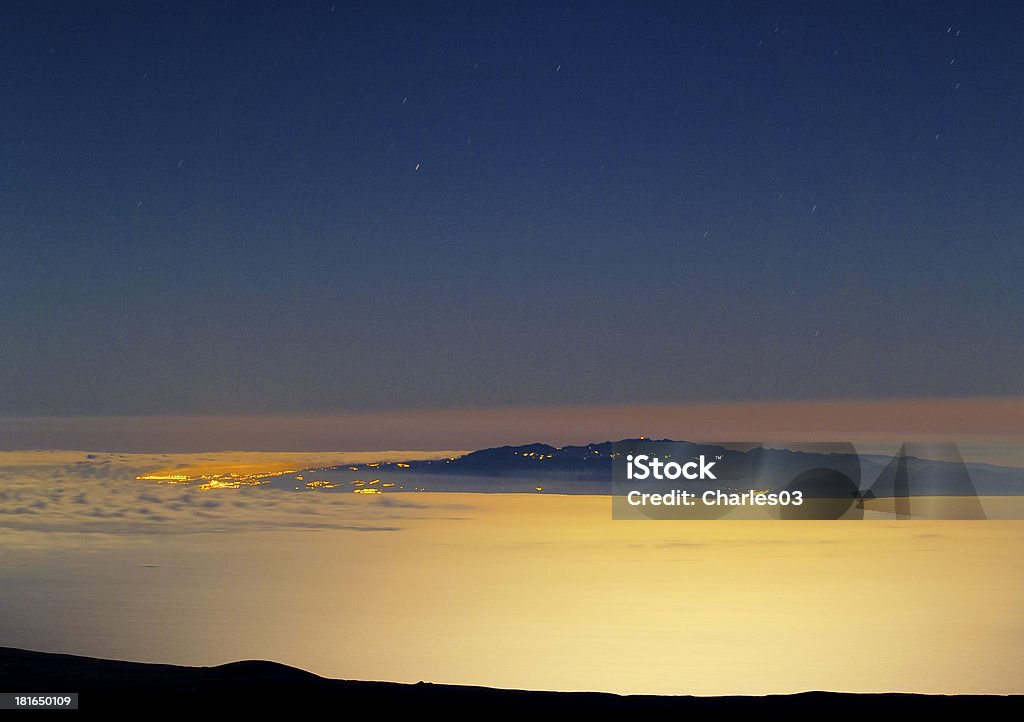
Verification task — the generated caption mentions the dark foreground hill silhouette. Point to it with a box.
[1,647,1021,712]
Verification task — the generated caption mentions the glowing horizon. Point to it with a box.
[3,396,1022,460]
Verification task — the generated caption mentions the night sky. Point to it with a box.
[2,1,1022,417]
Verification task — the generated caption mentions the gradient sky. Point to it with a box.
[2,1,1022,416]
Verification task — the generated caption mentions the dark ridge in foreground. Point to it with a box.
[1,648,1021,712]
